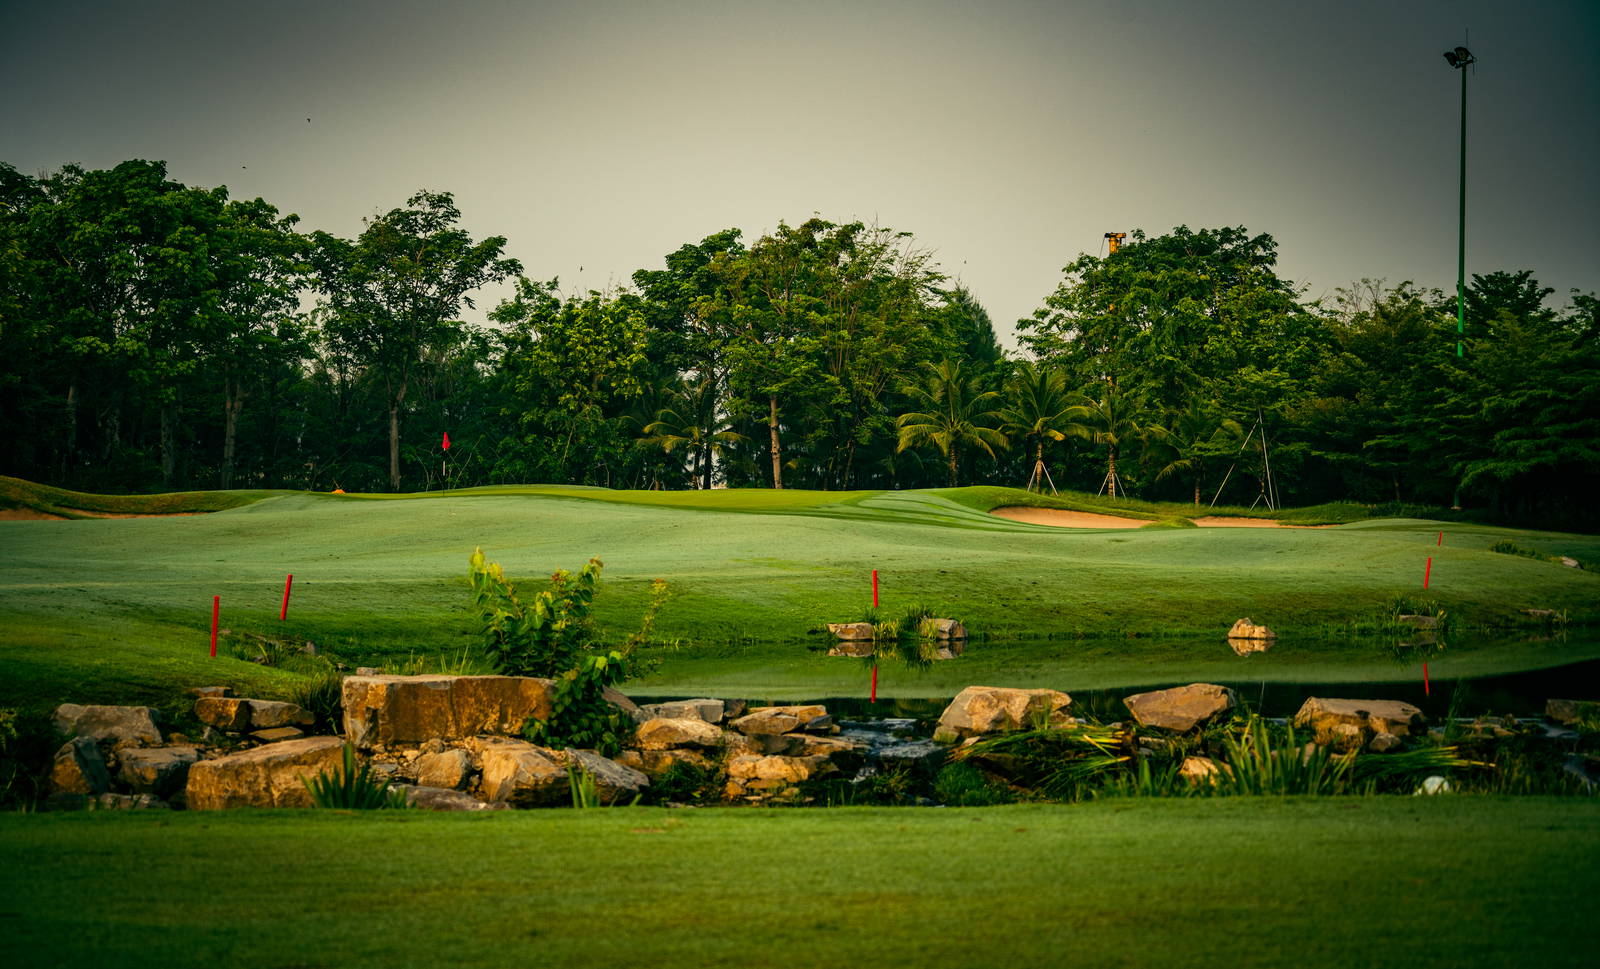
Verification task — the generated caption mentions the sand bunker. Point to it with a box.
[990,506,1149,529]
[1191,516,1283,527]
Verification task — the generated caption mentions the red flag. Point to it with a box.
[441,431,451,452]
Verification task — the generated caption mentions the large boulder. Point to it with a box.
[826,622,875,642]
[615,747,719,778]
[729,709,804,736]
[1227,618,1276,640]
[342,675,554,748]
[933,686,1073,743]
[52,704,162,748]
[185,736,347,810]
[50,737,111,795]
[1293,697,1425,747]
[726,754,834,785]
[635,717,724,750]
[1123,684,1236,733]
[477,741,568,806]
[567,749,650,803]
[119,746,200,797]
[918,618,967,641]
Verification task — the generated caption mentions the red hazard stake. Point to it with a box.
[1437,531,1443,547]
[1423,661,1431,696]
[1423,557,1433,590]
[209,596,220,657]
[872,569,879,609]
[280,573,294,621]
[870,664,878,704]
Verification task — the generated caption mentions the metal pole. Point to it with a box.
[1455,59,1468,358]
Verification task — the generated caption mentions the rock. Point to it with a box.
[876,740,947,775]
[52,704,162,748]
[1415,776,1452,795]
[826,622,875,641]
[795,734,866,769]
[1546,699,1596,725]
[406,786,505,811]
[477,741,568,807]
[119,746,200,797]
[635,717,725,750]
[91,793,169,811]
[918,618,967,641]
[639,699,725,723]
[1369,732,1403,753]
[415,749,473,789]
[50,737,111,795]
[1396,615,1439,629]
[602,686,648,724]
[1179,756,1229,785]
[194,697,253,731]
[567,749,651,802]
[726,754,833,783]
[1468,715,1523,739]
[246,700,315,729]
[1327,722,1366,752]
[355,667,383,676]
[729,709,803,736]
[1227,618,1276,640]
[751,704,828,721]
[1560,557,1580,568]
[933,686,1073,743]
[185,736,347,810]
[615,747,718,778]
[749,733,806,756]
[802,715,835,734]
[189,686,233,698]
[1293,697,1426,747]
[342,675,554,748]
[250,726,306,743]
[1122,684,1236,733]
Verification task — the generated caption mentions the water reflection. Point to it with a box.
[1227,636,1272,656]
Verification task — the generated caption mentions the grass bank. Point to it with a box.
[2,481,1597,707]
[2,798,1595,969]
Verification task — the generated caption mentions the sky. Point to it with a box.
[3,0,1596,347]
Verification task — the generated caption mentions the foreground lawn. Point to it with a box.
[2,798,1596,969]
[2,483,1597,707]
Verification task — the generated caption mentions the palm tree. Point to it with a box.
[1152,402,1245,506]
[639,379,745,489]
[1076,383,1157,499]
[999,361,1090,493]
[895,359,1009,487]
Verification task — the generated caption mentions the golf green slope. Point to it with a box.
[1,481,1597,708]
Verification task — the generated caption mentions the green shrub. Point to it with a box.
[1213,717,1353,796]
[290,672,346,734]
[648,760,720,805]
[0,708,55,809]
[933,762,1012,806]
[303,742,408,809]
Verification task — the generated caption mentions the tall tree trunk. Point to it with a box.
[388,379,408,492]
[61,380,78,480]
[768,395,783,489]
[159,399,178,489]
[947,448,958,488]
[1032,441,1044,491]
[1194,480,1201,507]
[1107,447,1118,498]
[221,376,244,490]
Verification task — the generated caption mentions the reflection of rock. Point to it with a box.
[1227,636,1271,656]
[1396,615,1438,629]
[827,641,875,657]
[1227,618,1276,640]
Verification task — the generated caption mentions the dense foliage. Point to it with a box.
[3,160,1595,525]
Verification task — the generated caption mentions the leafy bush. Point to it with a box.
[290,671,346,734]
[0,708,55,809]
[303,742,408,809]
[1212,717,1353,796]
[647,759,721,804]
[1489,540,1541,559]
[469,549,669,755]
[957,725,1131,802]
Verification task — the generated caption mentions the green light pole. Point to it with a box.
[1444,45,1475,357]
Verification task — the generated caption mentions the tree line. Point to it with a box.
[2,160,1595,526]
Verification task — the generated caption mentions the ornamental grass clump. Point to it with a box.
[304,742,408,810]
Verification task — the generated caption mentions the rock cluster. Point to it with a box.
[47,703,204,810]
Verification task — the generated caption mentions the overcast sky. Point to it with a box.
[3,0,1596,346]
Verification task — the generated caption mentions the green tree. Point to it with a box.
[1074,383,1157,498]
[1151,400,1245,506]
[895,358,1008,487]
[310,191,519,491]
[999,361,1088,492]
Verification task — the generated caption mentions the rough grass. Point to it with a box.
[1,798,1595,969]
[2,480,1598,707]
[0,475,271,518]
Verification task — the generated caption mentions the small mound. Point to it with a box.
[1192,516,1336,529]
[989,506,1149,529]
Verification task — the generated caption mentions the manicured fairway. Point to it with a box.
[2,798,1596,969]
[2,486,1598,706]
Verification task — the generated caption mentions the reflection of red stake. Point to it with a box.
[1437,531,1443,547]
[280,573,294,621]
[1423,662,1431,696]
[872,569,879,609]
[210,596,220,658]
[870,664,878,704]
[1423,557,1433,590]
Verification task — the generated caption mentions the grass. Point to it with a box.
[1,798,1596,968]
[1,478,1598,707]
